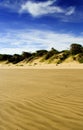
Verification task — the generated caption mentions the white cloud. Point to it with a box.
[0,0,75,18]
[0,0,22,12]
[0,48,25,55]
[65,7,75,15]
[0,29,83,54]
[20,0,64,17]
[20,0,75,17]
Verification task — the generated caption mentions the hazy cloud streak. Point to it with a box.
[0,29,83,54]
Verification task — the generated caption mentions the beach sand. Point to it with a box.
[0,68,83,130]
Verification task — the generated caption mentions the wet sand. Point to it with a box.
[0,69,83,130]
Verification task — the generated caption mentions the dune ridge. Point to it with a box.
[0,69,83,130]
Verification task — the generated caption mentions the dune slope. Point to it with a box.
[0,69,83,130]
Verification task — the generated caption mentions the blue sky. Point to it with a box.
[0,0,83,54]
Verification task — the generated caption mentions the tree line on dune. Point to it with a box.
[0,43,83,64]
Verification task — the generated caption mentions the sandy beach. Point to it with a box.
[0,68,83,130]
[0,62,83,69]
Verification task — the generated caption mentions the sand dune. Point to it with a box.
[0,69,83,130]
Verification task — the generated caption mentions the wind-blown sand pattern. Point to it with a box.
[0,69,83,130]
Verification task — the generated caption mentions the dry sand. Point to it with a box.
[0,62,83,69]
[0,68,83,130]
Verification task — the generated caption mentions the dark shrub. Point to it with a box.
[22,52,32,59]
[35,50,48,57]
[8,54,23,64]
[70,43,82,55]
[0,54,12,61]
[44,48,59,60]
[77,53,83,63]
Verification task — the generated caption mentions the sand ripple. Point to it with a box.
[0,69,83,130]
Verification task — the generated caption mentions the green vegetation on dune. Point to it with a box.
[0,43,83,64]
